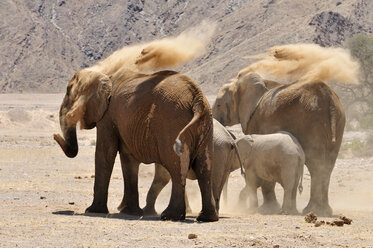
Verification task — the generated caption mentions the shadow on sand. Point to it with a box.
[52,210,230,223]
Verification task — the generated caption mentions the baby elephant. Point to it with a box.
[236,131,305,214]
[134,119,243,216]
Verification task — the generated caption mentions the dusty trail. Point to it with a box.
[0,94,373,247]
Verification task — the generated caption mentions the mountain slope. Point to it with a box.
[1,0,372,94]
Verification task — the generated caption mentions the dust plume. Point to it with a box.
[89,20,216,75]
[241,44,360,84]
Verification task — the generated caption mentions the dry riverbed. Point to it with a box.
[0,94,372,247]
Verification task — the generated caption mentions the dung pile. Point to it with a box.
[305,212,353,227]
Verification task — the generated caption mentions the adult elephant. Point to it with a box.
[212,72,345,216]
[54,68,218,222]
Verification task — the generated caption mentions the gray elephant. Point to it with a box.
[235,132,305,214]
[213,72,345,216]
[132,119,243,216]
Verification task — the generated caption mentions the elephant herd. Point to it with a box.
[54,46,345,223]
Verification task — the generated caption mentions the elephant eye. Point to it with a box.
[66,84,73,95]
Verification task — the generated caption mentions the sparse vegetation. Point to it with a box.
[338,33,373,129]
[360,114,373,130]
[340,133,373,158]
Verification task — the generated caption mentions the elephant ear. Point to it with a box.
[235,72,266,94]
[233,72,268,133]
[83,72,112,129]
[65,70,112,129]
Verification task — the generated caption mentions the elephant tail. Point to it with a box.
[298,160,304,195]
[232,142,245,177]
[173,103,205,156]
[329,99,338,143]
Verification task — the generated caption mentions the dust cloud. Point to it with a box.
[241,43,360,85]
[89,20,216,75]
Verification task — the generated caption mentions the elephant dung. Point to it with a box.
[332,219,344,227]
[188,233,198,239]
[305,212,317,223]
[339,215,352,225]
[314,220,325,227]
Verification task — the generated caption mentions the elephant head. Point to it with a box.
[212,72,268,133]
[54,69,112,158]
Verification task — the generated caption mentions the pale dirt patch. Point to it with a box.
[0,94,373,247]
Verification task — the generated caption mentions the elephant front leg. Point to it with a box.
[86,127,118,214]
[118,151,143,216]
[142,163,171,216]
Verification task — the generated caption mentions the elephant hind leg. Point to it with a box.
[280,167,299,215]
[142,163,171,216]
[303,158,334,216]
[258,181,281,215]
[193,146,218,222]
[281,183,299,215]
[160,146,189,221]
[160,172,186,221]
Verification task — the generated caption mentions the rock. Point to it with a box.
[74,176,82,179]
[40,196,46,200]
[305,212,317,223]
[273,245,280,248]
[68,202,75,205]
[188,233,197,239]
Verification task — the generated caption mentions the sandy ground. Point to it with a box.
[1,94,373,248]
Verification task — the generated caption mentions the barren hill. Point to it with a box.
[1,0,372,94]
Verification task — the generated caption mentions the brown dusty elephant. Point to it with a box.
[212,72,345,216]
[131,119,243,216]
[54,68,218,222]
[234,132,305,215]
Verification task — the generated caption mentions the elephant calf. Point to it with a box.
[135,119,243,216]
[236,131,305,214]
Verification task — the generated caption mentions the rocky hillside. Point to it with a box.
[1,0,372,94]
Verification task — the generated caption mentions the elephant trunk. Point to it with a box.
[54,127,78,158]
[54,106,78,158]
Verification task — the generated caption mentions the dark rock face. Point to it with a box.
[309,11,365,47]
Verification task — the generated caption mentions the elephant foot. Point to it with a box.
[247,207,258,214]
[160,206,186,221]
[281,207,299,215]
[302,202,332,217]
[85,203,109,214]
[142,205,158,217]
[120,206,143,216]
[196,210,219,222]
[258,201,281,215]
